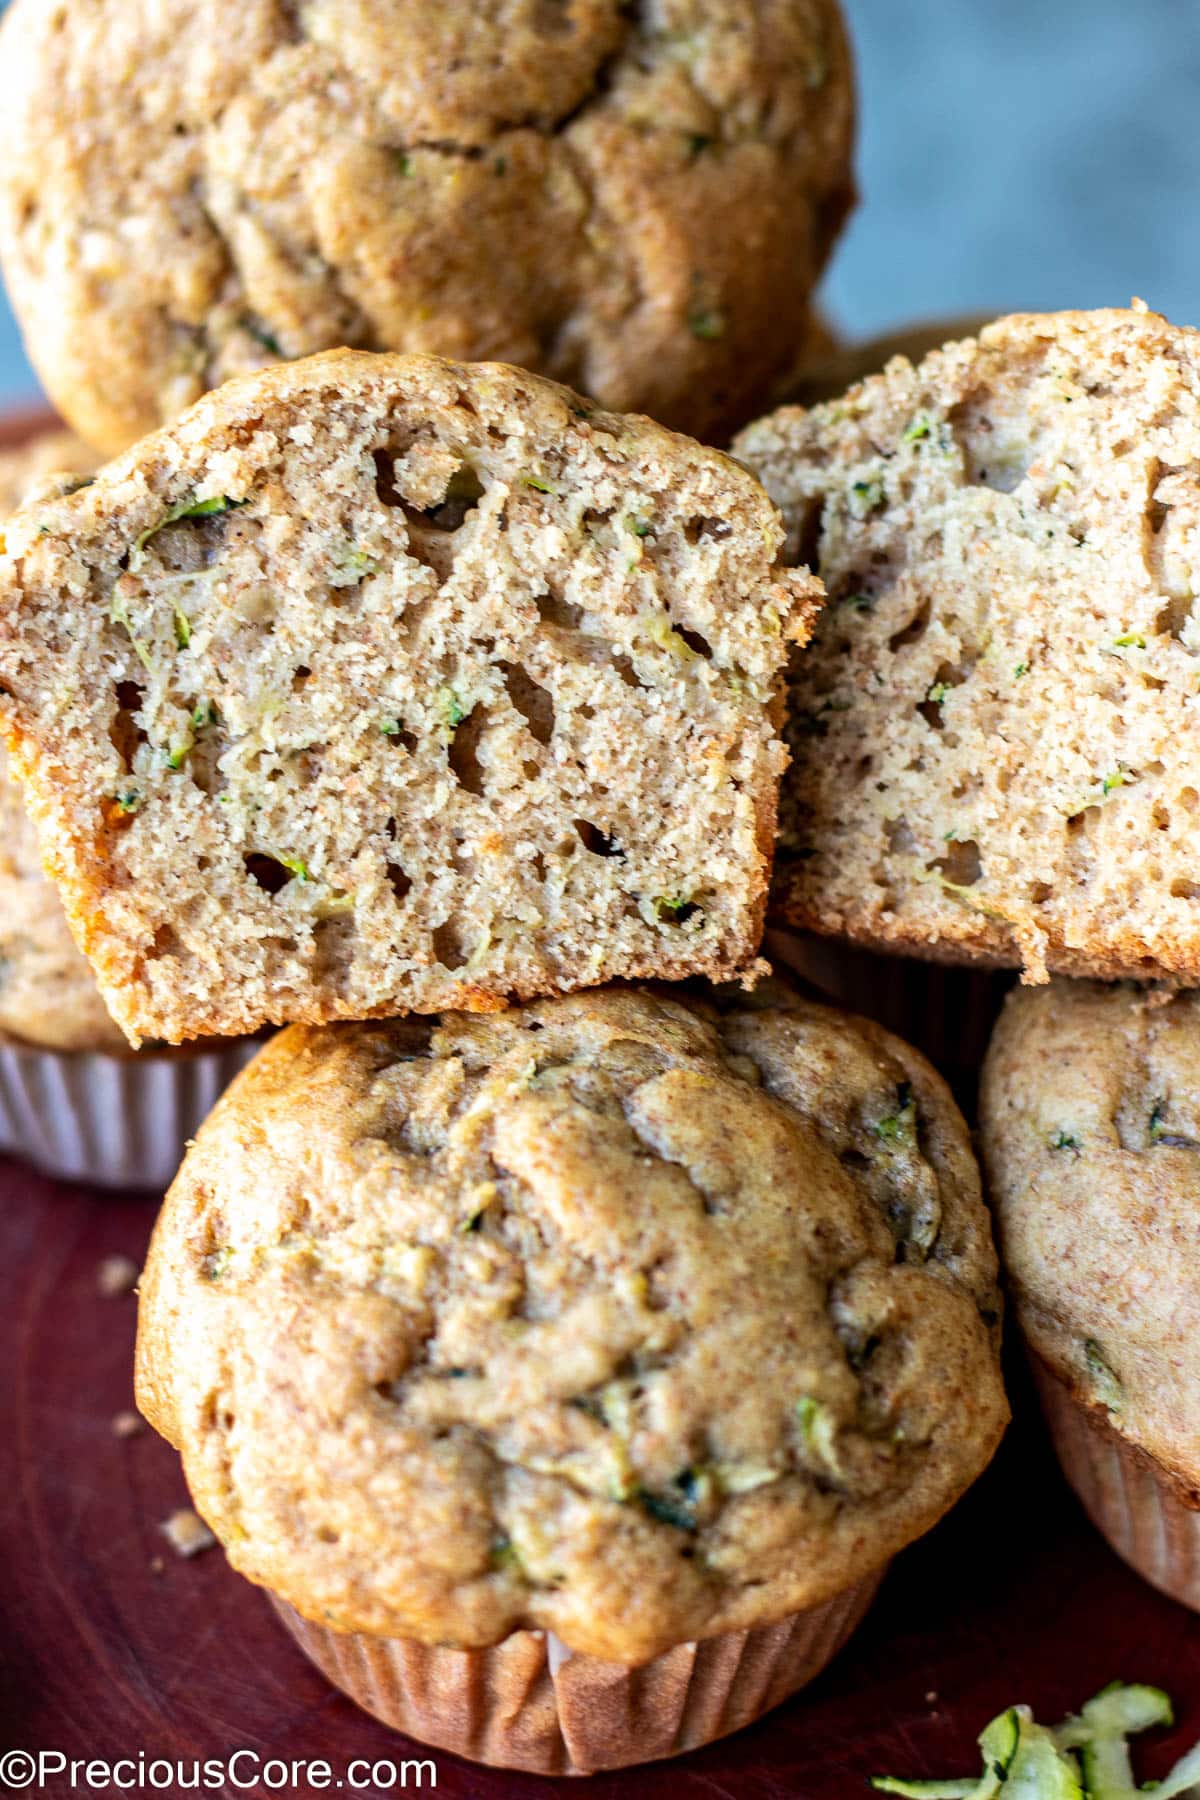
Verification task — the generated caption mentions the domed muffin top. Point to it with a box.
[982,978,1200,1496]
[0,0,854,453]
[138,982,1006,1660]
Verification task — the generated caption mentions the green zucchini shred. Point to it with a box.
[243,317,282,356]
[870,1782,978,1798]
[434,685,467,733]
[873,1680,1190,1798]
[874,1081,917,1146]
[488,1537,521,1573]
[109,593,155,673]
[849,476,885,518]
[637,1469,706,1532]
[687,305,726,341]
[1083,1339,1123,1414]
[131,493,245,564]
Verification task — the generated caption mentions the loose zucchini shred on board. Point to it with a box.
[871,1680,1197,1798]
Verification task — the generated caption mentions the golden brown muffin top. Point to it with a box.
[981,979,1200,1496]
[137,983,1006,1660]
[0,0,854,455]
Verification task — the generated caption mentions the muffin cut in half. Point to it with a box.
[981,979,1200,1607]
[0,352,819,1045]
[136,983,1006,1768]
[737,304,1200,984]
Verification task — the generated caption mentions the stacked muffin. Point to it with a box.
[0,0,1019,1775]
[736,301,1200,1616]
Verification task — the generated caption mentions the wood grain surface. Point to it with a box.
[1,406,1199,1798]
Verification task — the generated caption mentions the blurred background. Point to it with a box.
[1,0,1197,410]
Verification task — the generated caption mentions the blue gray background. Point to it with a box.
[1,0,1197,410]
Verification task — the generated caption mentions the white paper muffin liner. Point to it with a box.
[0,1033,259,1191]
[271,1567,885,1776]
[1034,1359,1200,1612]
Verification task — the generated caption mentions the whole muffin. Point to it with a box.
[0,0,855,457]
[981,980,1200,1608]
[137,983,1007,1772]
[736,304,1200,986]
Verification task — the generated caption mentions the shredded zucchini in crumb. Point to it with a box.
[794,1396,841,1472]
[873,1680,1190,1798]
[109,593,154,673]
[874,1081,917,1147]
[849,476,885,518]
[131,494,245,567]
[642,612,701,661]
[433,685,467,734]
[1083,1339,1123,1414]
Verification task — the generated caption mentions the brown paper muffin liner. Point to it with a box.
[0,1033,259,1191]
[1033,1359,1200,1611]
[766,927,1011,1098]
[271,1567,886,1776]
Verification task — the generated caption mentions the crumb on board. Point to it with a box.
[111,1411,143,1439]
[150,1557,165,1576]
[161,1509,216,1559]
[97,1254,139,1297]
[925,1690,940,1706]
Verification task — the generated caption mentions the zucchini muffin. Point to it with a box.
[0,430,111,1049]
[0,0,855,456]
[0,351,819,1047]
[0,430,255,1188]
[136,983,1007,1771]
[736,304,1200,985]
[981,980,1200,1609]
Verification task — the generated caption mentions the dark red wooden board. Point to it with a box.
[2,405,1200,1797]
[3,1160,1200,1800]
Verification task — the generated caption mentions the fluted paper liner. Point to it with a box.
[271,1568,885,1775]
[0,1034,258,1190]
[1034,1359,1200,1612]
